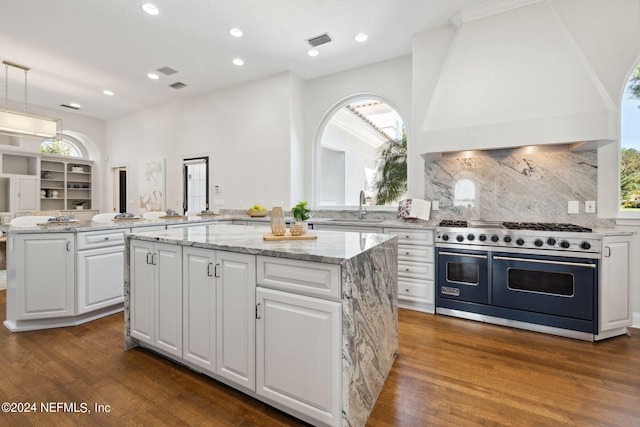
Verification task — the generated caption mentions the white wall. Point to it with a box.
[105,72,293,213]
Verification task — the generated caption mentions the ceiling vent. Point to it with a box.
[157,66,178,75]
[60,104,80,110]
[307,33,332,47]
[169,81,187,90]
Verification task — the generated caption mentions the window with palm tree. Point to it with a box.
[316,97,406,207]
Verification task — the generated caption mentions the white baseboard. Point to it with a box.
[633,312,640,329]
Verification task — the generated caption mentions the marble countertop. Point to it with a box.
[127,224,397,264]
[4,214,433,234]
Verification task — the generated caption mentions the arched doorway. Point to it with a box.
[314,95,406,208]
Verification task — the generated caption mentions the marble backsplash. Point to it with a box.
[424,149,614,229]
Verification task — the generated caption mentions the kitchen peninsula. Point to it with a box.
[125,224,398,427]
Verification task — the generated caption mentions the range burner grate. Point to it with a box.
[438,220,468,227]
[438,220,592,233]
[502,222,592,232]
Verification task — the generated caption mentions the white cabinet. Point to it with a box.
[12,233,75,320]
[598,236,632,337]
[256,256,342,426]
[76,230,126,314]
[130,240,183,357]
[384,227,435,313]
[183,247,256,390]
[13,176,39,212]
[256,287,341,426]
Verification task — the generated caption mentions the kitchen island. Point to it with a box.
[124,224,398,427]
[3,215,222,332]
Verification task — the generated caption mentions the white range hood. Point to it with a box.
[419,0,618,158]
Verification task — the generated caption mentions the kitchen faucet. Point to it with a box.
[359,190,367,219]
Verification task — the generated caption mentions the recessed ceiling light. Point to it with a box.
[229,28,243,38]
[142,2,159,16]
[232,58,244,66]
[354,33,368,42]
[103,90,114,96]
[307,49,319,57]
[147,72,159,80]
[69,102,81,109]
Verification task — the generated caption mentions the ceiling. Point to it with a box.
[0,0,487,121]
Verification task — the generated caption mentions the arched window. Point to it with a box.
[315,96,407,208]
[39,138,84,158]
[621,64,640,213]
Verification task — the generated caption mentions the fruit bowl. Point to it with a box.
[247,209,269,217]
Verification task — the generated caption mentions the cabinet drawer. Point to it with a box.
[398,260,434,280]
[257,256,341,300]
[398,244,434,262]
[398,277,434,303]
[77,230,126,250]
[383,228,434,245]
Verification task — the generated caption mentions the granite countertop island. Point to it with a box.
[124,224,398,427]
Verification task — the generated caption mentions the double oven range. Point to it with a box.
[435,220,602,340]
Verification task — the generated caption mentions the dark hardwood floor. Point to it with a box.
[1,289,639,426]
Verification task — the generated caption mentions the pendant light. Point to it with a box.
[0,60,61,139]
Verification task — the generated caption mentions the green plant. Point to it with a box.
[374,131,407,205]
[291,201,311,222]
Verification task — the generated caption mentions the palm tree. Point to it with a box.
[374,131,407,205]
[627,66,640,103]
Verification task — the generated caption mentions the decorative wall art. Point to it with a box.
[139,159,165,213]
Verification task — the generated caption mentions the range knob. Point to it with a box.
[503,235,512,243]
[478,234,487,242]
[441,234,449,241]
[467,234,475,241]
[580,241,592,250]
[456,235,464,242]
[491,235,500,242]
[516,238,525,246]
[547,238,556,246]
[534,239,544,247]
[560,240,571,249]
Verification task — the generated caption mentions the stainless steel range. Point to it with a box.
[435,220,603,341]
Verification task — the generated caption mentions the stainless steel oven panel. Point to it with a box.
[437,248,489,304]
[492,253,596,321]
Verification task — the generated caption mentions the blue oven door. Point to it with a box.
[492,253,597,321]
[437,248,489,304]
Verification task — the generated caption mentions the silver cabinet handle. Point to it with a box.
[255,303,261,319]
[207,262,214,277]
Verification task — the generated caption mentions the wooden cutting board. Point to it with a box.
[263,233,318,241]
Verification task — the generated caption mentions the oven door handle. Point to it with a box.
[439,251,488,259]
[493,255,596,269]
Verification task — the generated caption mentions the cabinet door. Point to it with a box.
[15,233,75,320]
[217,252,256,390]
[15,177,39,211]
[155,243,183,357]
[256,287,341,426]
[130,240,155,344]
[600,239,631,332]
[183,247,216,371]
[77,245,124,314]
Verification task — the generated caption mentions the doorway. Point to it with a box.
[113,167,127,213]
[183,156,209,213]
